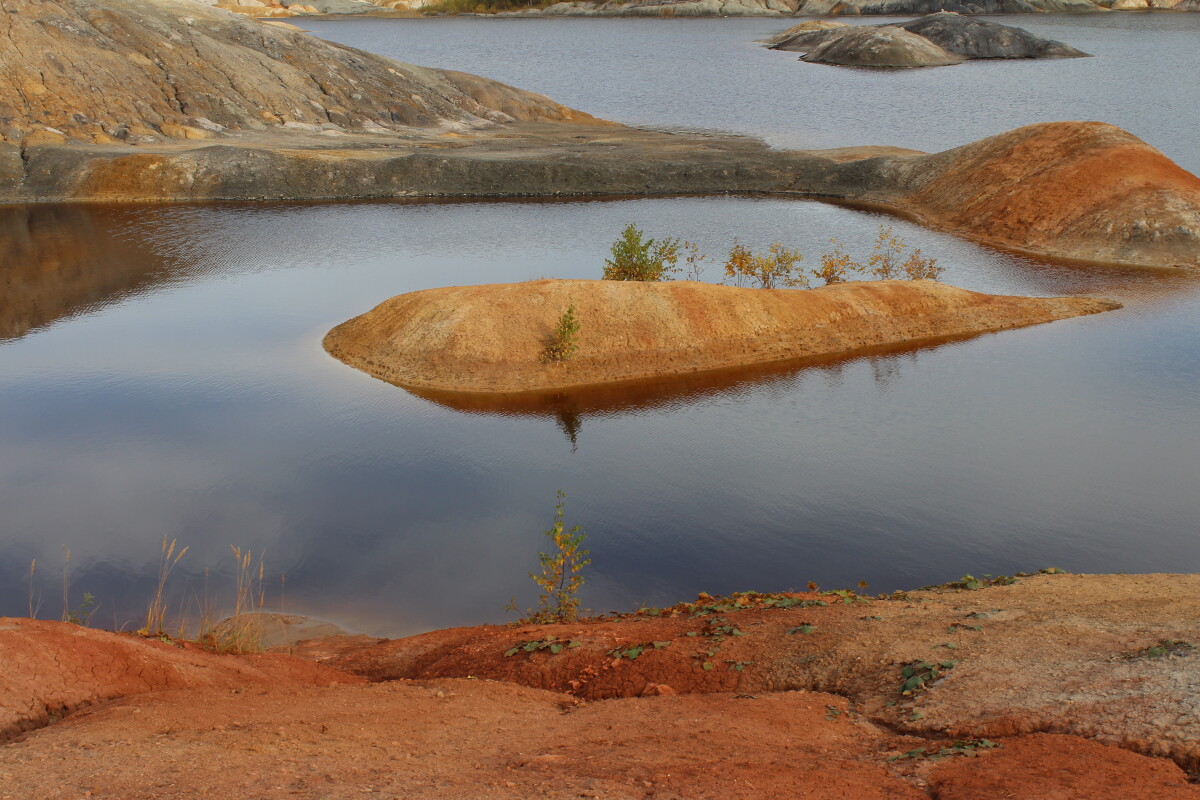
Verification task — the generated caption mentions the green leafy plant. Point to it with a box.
[900,660,957,695]
[527,491,591,624]
[723,241,808,288]
[505,635,582,657]
[66,591,97,626]
[888,739,1000,762]
[1127,639,1193,660]
[603,224,681,282]
[607,641,671,660]
[541,303,581,364]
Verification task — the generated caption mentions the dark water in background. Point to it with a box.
[1,18,1198,637]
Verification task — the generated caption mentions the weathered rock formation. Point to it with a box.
[0,0,599,146]
[901,12,1089,58]
[323,279,1117,394]
[874,122,1200,268]
[761,18,849,45]
[771,13,1089,65]
[795,25,965,67]
[497,0,1122,17]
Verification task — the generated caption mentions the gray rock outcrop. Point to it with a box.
[899,12,1090,58]
[771,12,1089,66]
[793,25,965,67]
[0,0,599,146]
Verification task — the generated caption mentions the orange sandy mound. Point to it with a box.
[323,279,1117,393]
[930,733,1200,799]
[4,608,1200,799]
[0,617,360,742]
[899,121,1200,269]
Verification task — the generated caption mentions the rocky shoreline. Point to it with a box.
[5,572,1200,798]
[4,0,1199,270]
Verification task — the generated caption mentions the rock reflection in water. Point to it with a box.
[0,205,170,341]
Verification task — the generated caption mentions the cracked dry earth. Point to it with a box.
[4,573,1200,798]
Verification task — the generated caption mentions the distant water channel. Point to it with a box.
[1,18,1198,637]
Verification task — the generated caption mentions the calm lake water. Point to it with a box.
[1,18,1198,637]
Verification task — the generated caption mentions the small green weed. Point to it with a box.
[887,739,1000,762]
[526,491,590,624]
[1127,639,1193,660]
[900,660,957,695]
[65,591,97,626]
[505,635,583,657]
[607,641,671,661]
[541,304,580,364]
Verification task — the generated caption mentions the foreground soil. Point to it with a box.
[4,573,1200,798]
[323,279,1118,393]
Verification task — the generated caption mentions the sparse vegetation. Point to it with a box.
[197,546,268,653]
[607,640,671,660]
[900,660,957,695]
[142,537,188,637]
[526,491,591,624]
[542,303,581,363]
[603,224,681,282]
[1126,639,1193,660]
[504,635,582,657]
[887,739,1000,762]
[723,241,808,288]
[66,592,97,626]
[604,223,942,288]
[813,238,862,285]
[421,0,555,14]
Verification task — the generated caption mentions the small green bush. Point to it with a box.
[541,304,580,363]
[603,224,681,282]
[527,491,590,624]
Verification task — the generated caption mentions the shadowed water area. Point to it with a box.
[1,17,1198,637]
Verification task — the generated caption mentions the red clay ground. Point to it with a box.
[4,573,1200,798]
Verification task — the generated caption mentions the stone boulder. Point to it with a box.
[770,13,1088,64]
[899,12,1090,58]
[763,19,849,47]
[797,25,965,67]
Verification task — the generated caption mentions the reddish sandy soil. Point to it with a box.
[899,121,1200,269]
[4,573,1200,798]
[323,279,1116,394]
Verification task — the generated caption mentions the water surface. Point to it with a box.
[1,18,1198,636]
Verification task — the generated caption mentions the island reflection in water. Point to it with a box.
[406,336,1010,451]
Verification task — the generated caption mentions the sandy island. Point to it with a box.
[323,279,1119,394]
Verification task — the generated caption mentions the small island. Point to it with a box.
[769,12,1090,68]
[324,279,1118,394]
